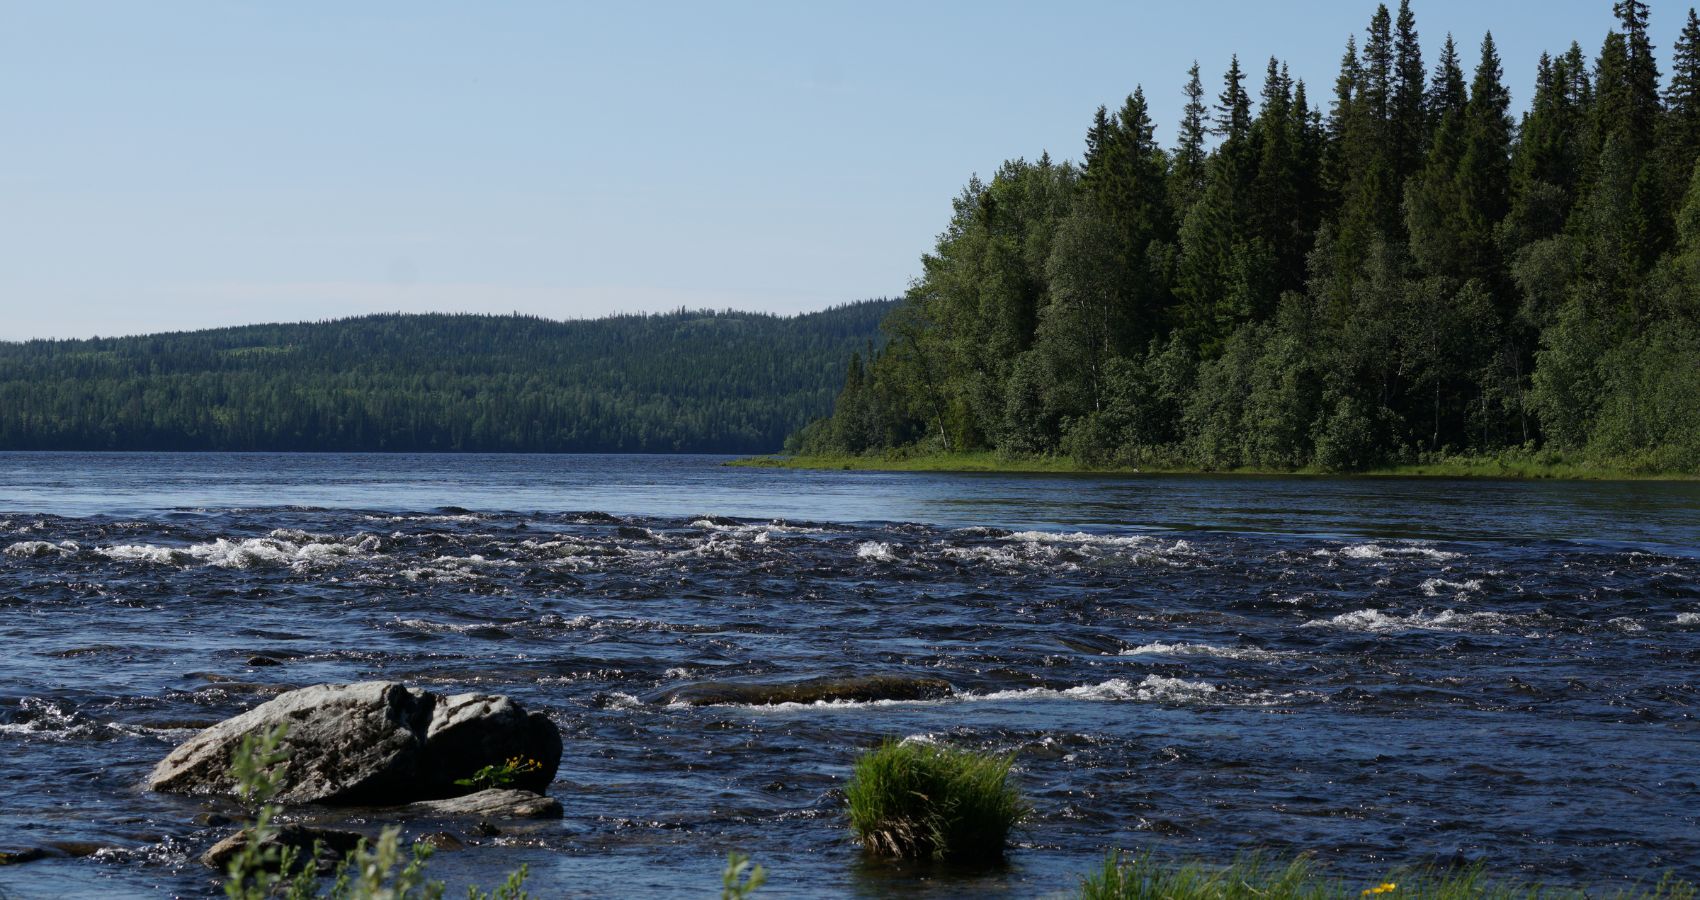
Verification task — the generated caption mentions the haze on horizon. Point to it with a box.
[1,0,1681,341]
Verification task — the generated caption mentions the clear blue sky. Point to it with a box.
[1,1,1689,339]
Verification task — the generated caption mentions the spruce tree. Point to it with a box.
[1659,10,1700,225]
[1427,35,1467,125]
[1457,32,1513,286]
[1215,55,1252,142]
[1172,62,1211,214]
[1392,0,1428,186]
[1511,50,1587,242]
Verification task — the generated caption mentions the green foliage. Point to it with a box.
[453,757,541,792]
[0,304,893,454]
[795,2,1700,475]
[1078,852,1697,900]
[224,724,299,900]
[220,723,532,900]
[845,739,1028,863]
[720,852,766,900]
[465,866,531,900]
[1080,852,1335,900]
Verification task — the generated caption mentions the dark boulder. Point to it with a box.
[418,693,560,798]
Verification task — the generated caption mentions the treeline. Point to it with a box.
[0,303,892,453]
[797,1,1700,472]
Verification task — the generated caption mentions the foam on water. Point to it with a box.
[3,540,79,558]
[1316,542,1463,561]
[1120,641,1295,662]
[1302,608,1526,633]
[1420,577,1484,598]
[94,534,380,569]
[856,541,899,561]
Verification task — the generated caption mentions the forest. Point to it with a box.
[0,303,891,453]
[796,1,1700,473]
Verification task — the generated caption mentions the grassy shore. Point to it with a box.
[729,451,1697,481]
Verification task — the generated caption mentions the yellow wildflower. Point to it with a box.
[1362,884,1397,896]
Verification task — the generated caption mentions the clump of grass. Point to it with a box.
[845,739,1028,862]
[1078,852,1698,900]
[1079,852,1337,900]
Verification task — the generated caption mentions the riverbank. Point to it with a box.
[729,450,1698,481]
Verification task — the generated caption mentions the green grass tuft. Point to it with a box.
[1078,852,1699,900]
[845,739,1028,863]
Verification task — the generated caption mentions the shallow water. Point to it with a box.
[1,452,1697,898]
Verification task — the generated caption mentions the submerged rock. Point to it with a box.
[148,681,561,806]
[200,825,367,871]
[396,788,562,820]
[0,841,132,866]
[652,674,953,707]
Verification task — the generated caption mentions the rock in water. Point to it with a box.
[147,681,561,806]
[419,693,561,797]
[651,674,954,707]
[200,825,367,871]
[149,682,431,804]
[396,788,563,820]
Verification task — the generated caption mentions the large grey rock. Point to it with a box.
[396,788,562,820]
[651,674,954,707]
[149,682,432,805]
[147,681,561,806]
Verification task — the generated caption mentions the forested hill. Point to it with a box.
[799,1,1700,473]
[0,302,893,453]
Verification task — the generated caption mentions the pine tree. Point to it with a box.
[1172,61,1211,214]
[1427,34,1467,126]
[1392,0,1428,186]
[1348,5,1400,242]
[1511,49,1587,243]
[1215,55,1252,142]
[1587,5,1667,272]
[1456,32,1513,285]
[1670,10,1700,147]
[1659,10,1700,226]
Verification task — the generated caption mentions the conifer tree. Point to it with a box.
[1659,10,1700,223]
[1172,62,1211,214]
[1457,32,1514,286]
[1215,55,1252,142]
[1392,0,1428,186]
[1427,34,1467,126]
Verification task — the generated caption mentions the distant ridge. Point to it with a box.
[0,302,894,453]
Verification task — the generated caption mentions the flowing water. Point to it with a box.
[1,452,1697,898]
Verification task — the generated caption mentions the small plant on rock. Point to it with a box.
[845,739,1028,863]
[454,757,542,792]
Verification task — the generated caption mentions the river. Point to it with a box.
[1,452,1696,897]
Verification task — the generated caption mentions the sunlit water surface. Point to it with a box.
[1,453,1697,898]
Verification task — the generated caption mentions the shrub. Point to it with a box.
[845,739,1028,862]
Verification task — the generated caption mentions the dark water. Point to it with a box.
[1,453,1697,898]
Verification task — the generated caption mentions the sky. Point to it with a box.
[1,1,1692,340]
